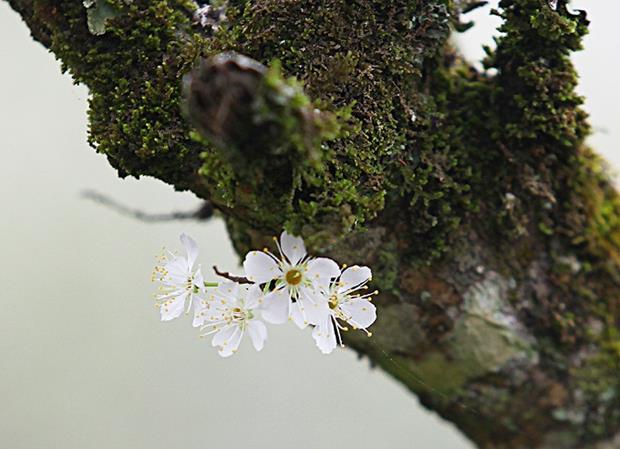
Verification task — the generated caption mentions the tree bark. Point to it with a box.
[5,0,619,448]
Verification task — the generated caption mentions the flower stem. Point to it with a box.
[204,281,219,288]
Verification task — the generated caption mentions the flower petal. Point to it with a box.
[298,288,330,326]
[244,284,263,310]
[166,258,190,281]
[261,289,290,324]
[340,299,377,329]
[215,281,239,304]
[312,318,337,354]
[280,231,306,265]
[243,251,281,284]
[180,233,199,269]
[211,324,237,348]
[338,265,372,294]
[289,288,329,329]
[246,320,267,351]
[159,292,188,321]
[218,326,244,357]
[307,257,340,289]
[192,269,205,292]
[192,296,211,327]
[289,301,307,329]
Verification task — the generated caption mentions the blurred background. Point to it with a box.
[0,2,617,449]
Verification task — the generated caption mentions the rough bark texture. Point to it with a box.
[5,0,619,448]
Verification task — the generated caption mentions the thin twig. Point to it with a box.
[81,190,213,222]
[213,266,251,284]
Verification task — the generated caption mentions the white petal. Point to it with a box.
[192,269,205,292]
[312,318,337,354]
[244,284,263,310]
[156,287,185,302]
[211,324,237,348]
[340,299,377,329]
[307,257,340,289]
[215,281,239,304]
[180,233,199,269]
[192,296,210,327]
[166,258,190,281]
[338,265,372,293]
[280,231,306,265]
[298,288,330,326]
[218,326,244,357]
[261,289,290,324]
[243,251,281,283]
[289,301,307,329]
[159,292,187,321]
[246,320,267,351]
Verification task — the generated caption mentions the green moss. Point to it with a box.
[199,0,474,253]
[571,348,620,437]
[38,0,603,270]
[45,0,209,193]
[372,239,401,294]
[22,0,479,255]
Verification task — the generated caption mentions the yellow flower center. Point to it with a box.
[329,295,339,309]
[285,269,303,286]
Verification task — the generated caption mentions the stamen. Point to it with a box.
[333,317,345,348]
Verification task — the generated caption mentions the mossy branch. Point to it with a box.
[5,0,620,448]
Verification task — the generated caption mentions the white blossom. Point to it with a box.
[152,233,205,323]
[312,265,378,354]
[196,282,268,357]
[243,231,339,328]
[151,229,381,357]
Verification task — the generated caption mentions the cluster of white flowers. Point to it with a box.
[152,231,378,357]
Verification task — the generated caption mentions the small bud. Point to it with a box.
[182,52,267,147]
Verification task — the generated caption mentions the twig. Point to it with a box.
[81,190,213,222]
[213,266,251,284]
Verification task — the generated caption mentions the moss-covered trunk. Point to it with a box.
[5,0,619,447]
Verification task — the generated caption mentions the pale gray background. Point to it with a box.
[0,2,617,449]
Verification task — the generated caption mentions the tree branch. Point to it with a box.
[5,0,619,448]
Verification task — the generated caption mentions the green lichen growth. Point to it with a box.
[398,273,535,395]
[83,0,118,35]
